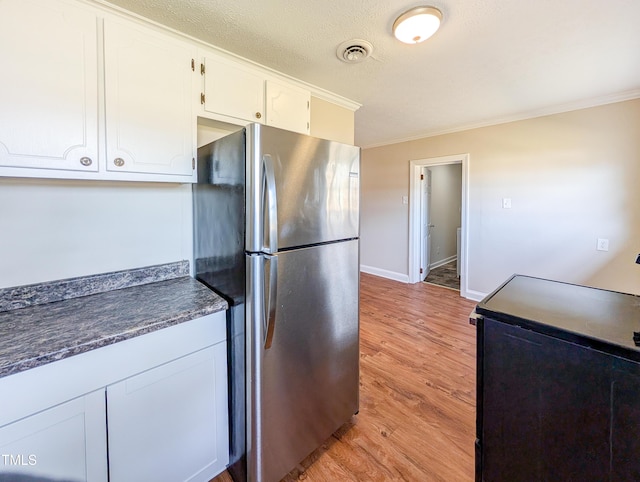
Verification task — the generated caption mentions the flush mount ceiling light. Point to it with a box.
[393,6,442,44]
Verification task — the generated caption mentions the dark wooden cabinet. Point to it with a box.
[476,275,640,482]
[479,317,612,481]
[610,359,640,481]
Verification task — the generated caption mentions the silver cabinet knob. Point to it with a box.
[79,157,92,167]
[113,158,125,167]
[255,112,262,119]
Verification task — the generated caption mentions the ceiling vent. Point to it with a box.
[337,39,373,63]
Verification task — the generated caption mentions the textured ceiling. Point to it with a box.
[104,0,640,147]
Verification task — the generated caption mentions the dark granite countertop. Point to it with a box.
[0,262,227,379]
[476,275,640,361]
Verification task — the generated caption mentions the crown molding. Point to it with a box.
[361,89,640,149]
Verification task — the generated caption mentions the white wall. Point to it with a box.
[428,164,462,265]
[361,99,640,298]
[0,178,192,288]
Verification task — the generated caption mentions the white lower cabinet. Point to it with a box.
[107,344,229,482]
[0,390,108,481]
[0,313,228,481]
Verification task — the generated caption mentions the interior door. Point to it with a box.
[420,167,432,280]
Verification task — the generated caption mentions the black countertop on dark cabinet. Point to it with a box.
[475,274,640,481]
[476,274,640,362]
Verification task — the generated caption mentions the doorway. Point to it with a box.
[408,154,469,298]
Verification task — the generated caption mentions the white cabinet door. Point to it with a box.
[0,390,107,481]
[0,0,99,172]
[107,344,229,482]
[266,80,310,134]
[104,18,195,177]
[202,55,265,124]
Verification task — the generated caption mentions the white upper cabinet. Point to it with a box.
[0,0,196,182]
[201,55,265,124]
[0,0,355,182]
[0,0,99,172]
[104,18,196,177]
[266,80,310,135]
[199,52,312,134]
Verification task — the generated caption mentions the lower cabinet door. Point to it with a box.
[106,344,229,482]
[0,390,107,481]
[611,359,640,481]
[482,318,611,481]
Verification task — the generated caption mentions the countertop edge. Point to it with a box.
[0,303,227,379]
[476,298,640,364]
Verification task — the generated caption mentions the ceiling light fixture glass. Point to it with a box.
[393,6,442,44]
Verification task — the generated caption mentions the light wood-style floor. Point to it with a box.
[213,273,477,482]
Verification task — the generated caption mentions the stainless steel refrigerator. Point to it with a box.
[193,123,360,482]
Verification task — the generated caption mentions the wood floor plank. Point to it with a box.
[212,273,477,482]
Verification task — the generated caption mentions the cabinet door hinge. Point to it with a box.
[192,158,195,170]
[191,59,195,71]
[200,63,205,75]
[420,268,423,274]
[420,174,424,180]
[307,100,310,110]
[200,93,205,104]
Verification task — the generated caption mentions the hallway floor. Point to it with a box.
[424,260,459,291]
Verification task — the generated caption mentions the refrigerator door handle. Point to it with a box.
[264,254,278,349]
[262,154,278,254]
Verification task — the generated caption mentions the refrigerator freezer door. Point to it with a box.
[246,124,360,253]
[246,239,359,482]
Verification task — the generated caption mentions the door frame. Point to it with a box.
[408,154,469,298]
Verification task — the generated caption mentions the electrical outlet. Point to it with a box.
[502,198,512,209]
[402,196,408,205]
[597,238,609,252]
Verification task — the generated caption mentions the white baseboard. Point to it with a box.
[429,255,457,270]
[463,289,488,302]
[360,265,409,283]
